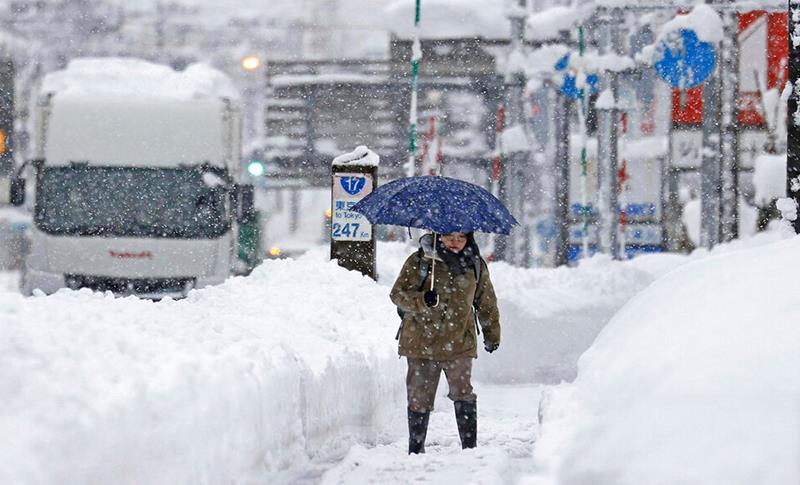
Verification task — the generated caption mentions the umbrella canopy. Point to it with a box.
[350,176,518,235]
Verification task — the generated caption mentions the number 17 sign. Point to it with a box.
[331,172,373,241]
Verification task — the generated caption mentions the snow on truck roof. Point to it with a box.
[39,59,240,169]
[41,58,240,101]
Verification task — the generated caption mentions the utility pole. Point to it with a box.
[700,67,722,249]
[718,3,739,242]
[700,0,739,248]
[700,3,723,249]
[789,0,800,233]
[595,7,622,258]
[553,89,571,266]
[497,0,531,264]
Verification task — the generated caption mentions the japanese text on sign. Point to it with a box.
[332,173,373,241]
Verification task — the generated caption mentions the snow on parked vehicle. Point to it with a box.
[528,234,800,485]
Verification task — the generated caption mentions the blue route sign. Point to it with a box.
[653,29,716,89]
[339,176,366,195]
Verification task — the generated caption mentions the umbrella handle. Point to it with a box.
[431,232,436,291]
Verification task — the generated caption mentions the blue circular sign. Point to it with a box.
[653,29,716,89]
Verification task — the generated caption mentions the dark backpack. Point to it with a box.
[395,249,484,340]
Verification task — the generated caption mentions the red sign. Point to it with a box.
[672,11,787,127]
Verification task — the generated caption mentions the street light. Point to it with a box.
[241,55,261,71]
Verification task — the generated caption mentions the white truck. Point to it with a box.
[5,58,254,298]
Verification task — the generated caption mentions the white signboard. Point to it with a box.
[569,153,663,222]
[331,172,373,242]
[670,129,703,169]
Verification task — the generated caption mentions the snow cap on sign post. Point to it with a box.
[657,4,723,46]
[331,145,380,168]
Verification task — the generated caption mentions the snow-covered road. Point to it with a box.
[5,234,792,484]
[0,242,679,484]
[319,383,544,485]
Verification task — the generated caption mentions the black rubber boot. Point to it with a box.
[454,400,477,449]
[408,408,430,454]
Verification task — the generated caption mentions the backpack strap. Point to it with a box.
[472,257,484,336]
[472,257,483,306]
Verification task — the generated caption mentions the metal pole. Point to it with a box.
[596,8,621,258]
[718,4,739,242]
[788,0,800,233]
[700,33,722,249]
[490,105,506,260]
[405,0,422,177]
[497,0,530,264]
[577,25,591,260]
[554,90,571,266]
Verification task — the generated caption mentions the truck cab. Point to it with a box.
[11,59,254,298]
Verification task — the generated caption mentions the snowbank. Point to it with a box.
[0,258,404,484]
[529,235,800,485]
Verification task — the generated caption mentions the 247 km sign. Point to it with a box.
[331,173,373,241]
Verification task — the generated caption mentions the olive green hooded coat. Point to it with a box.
[390,237,501,360]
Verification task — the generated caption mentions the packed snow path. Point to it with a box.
[318,384,544,484]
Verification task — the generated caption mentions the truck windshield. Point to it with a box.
[35,166,230,239]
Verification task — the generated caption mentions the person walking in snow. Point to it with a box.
[390,231,501,454]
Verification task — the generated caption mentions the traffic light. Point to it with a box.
[247,159,265,177]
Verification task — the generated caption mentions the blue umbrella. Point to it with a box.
[350,176,518,235]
